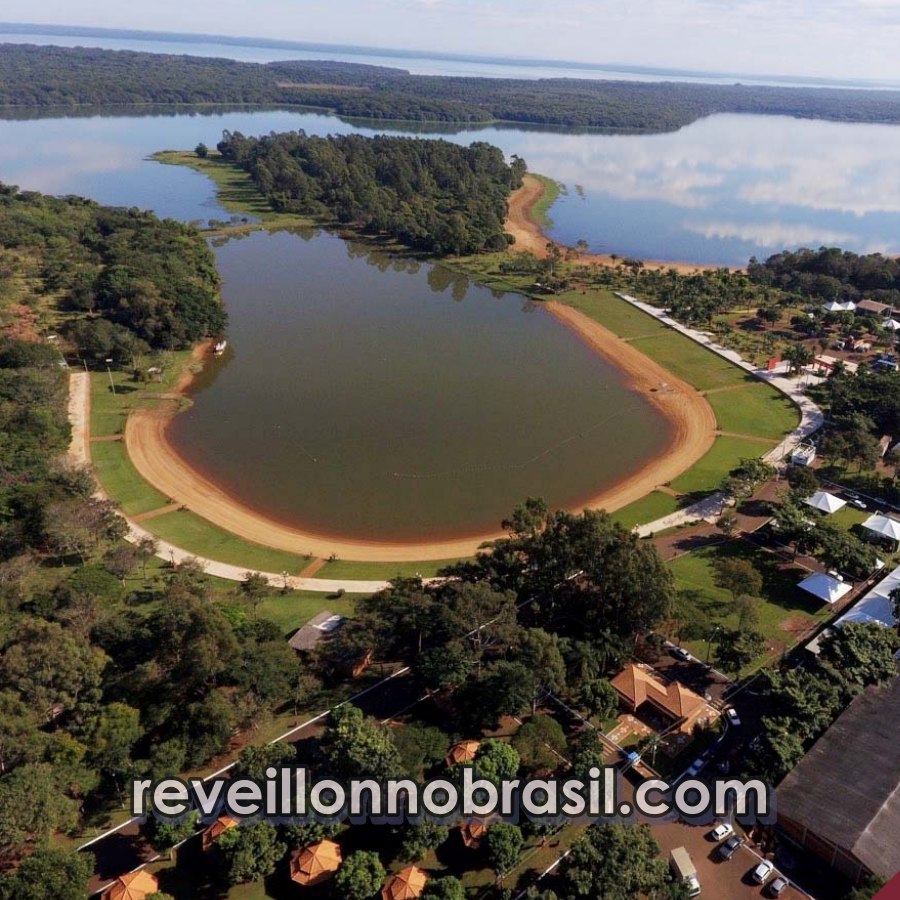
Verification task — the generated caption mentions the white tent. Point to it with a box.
[862,514,900,543]
[883,319,900,332]
[798,572,853,605]
[835,564,899,630]
[822,301,856,313]
[804,491,846,515]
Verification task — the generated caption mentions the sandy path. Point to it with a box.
[124,309,716,562]
[505,174,728,276]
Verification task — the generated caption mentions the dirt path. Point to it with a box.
[505,173,729,275]
[123,309,716,561]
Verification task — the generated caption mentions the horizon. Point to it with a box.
[3,0,900,84]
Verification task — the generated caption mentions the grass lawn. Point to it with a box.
[628,331,750,391]
[255,590,363,636]
[828,505,870,533]
[667,538,832,670]
[559,289,669,340]
[142,509,312,575]
[669,435,775,496]
[613,490,683,529]
[316,557,467,581]
[705,383,799,440]
[531,173,564,228]
[91,439,171,516]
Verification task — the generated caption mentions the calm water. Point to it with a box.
[3,107,900,264]
[166,230,667,540]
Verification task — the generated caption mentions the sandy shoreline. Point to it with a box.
[124,301,716,561]
[506,173,732,276]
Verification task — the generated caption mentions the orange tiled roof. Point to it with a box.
[202,815,239,848]
[290,839,343,886]
[610,664,705,721]
[100,871,159,900]
[382,865,429,900]
[446,740,480,766]
[460,819,491,849]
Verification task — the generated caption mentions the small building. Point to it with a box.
[804,491,846,515]
[290,840,343,887]
[610,664,719,736]
[460,818,492,849]
[862,513,900,551]
[382,865,429,900]
[855,299,890,317]
[797,572,852,605]
[289,611,344,653]
[201,815,239,851]
[100,871,160,900]
[445,740,480,767]
[791,444,817,467]
[777,675,900,885]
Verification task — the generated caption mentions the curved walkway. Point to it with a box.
[68,289,824,588]
[612,293,824,537]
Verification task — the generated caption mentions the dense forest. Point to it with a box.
[0,185,225,357]
[8,44,900,131]
[217,131,526,254]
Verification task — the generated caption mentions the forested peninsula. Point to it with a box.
[216,131,526,254]
[8,44,900,130]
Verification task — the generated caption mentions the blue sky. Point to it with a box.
[4,0,900,81]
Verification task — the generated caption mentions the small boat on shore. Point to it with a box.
[214,339,228,356]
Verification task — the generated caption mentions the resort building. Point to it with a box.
[460,819,491,849]
[382,865,430,900]
[201,815,239,851]
[100,871,160,900]
[777,676,900,885]
[289,839,343,887]
[610,664,719,736]
[445,739,481,767]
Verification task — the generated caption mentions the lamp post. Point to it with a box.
[105,358,116,395]
[705,625,723,666]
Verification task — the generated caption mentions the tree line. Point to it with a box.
[217,130,526,255]
[9,45,900,132]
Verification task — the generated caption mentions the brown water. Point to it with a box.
[166,229,671,541]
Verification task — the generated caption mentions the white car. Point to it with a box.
[752,861,775,884]
[709,823,734,842]
[726,707,741,726]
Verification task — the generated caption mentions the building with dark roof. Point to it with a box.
[288,610,344,652]
[777,675,900,885]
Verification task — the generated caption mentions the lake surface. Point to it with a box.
[3,107,900,265]
[166,230,668,540]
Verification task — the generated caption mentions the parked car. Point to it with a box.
[686,757,706,777]
[709,823,734,842]
[725,707,741,726]
[671,646,693,662]
[768,876,789,896]
[752,860,775,884]
[850,499,868,510]
[717,836,744,860]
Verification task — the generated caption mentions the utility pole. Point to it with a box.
[105,358,116,395]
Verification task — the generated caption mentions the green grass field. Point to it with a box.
[560,289,670,340]
[669,435,777,495]
[706,383,799,440]
[316,557,465,580]
[91,440,170,516]
[141,509,312,574]
[531,173,564,228]
[668,539,832,670]
[612,490,682,529]
[256,591,363,635]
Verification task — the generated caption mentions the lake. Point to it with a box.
[1,104,897,539]
[165,229,668,541]
[2,107,900,265]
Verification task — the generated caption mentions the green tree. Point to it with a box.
[0,848,94,900]
[87,702,142,784]
[560,823,669,899]
[474,739,520,781]
[713,558,762,600]
[235,742,296,780]
[195,142,209,158]
[320,704,401,779]
[149,810,199,851]
[398,821,450,862]
[576,678,620,722]
[714,629,766,674]
[217,821,285,885]
[517,628,566,713]
[334,850,386,900]
[821,622,900,688]
[423,876,466,900]
[512,716,568,773]
[393,723,449,781]
[485,823,524,878]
